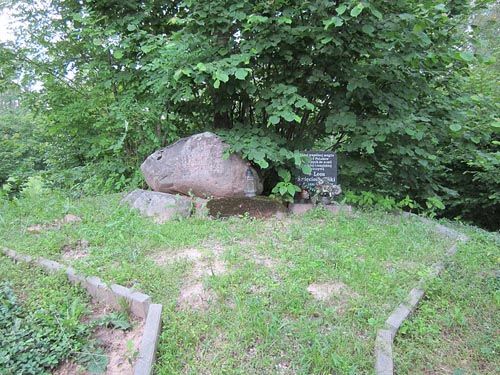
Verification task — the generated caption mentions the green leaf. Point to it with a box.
[287,184,300,196]
[84,348,109,374]
[127,24,137,31]
[92,38,103,46]
[449,124,462,132]
[113,49,123,59]
[173,69,183,80]
[490,120,500,129]
[413,22,426,33]
[278,17,292,24]
[294,98,308,109]
[482,55,497,65]
[256,159,269,169]
[234,68,248,80]
[370,7,383,20]
[350,4,365,18]
[281,111,296,122]
[77,344,109,375]
[140,44,154,53]
[196,62,207,72]
[213,79,220,89]
[215,71,229,83]
[278,168,291,181]
[362,25,375,34]
[323,16,343,30]
[302,165,312,175]
[268,115,280,125]
[459,51,474,62]
[99,311,132,330]
[336,5,347,15]
[247,14,268,24]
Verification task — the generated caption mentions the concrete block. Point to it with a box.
[66,267,86,284]
[130,291,152,319]
[111,283,132,300]
[385,304,411,337]
[19,254,33,262]
[289,203,315,215]
[406,287,425,309]
[375,329,393,375]
[428,262,445,278]
[435,224,463,239]
[85,276,107,298]
[3,247,33,263]
[38,258,64,273]
[4,248,18,259]
[325,204,353,216]
[447,242,460,256]
[94,283,113,305]
[134,304,163,375]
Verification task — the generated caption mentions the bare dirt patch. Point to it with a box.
[307,281,358,303]
[153,248,204,266]
[177,280,214,311]
[27,214,82,233]
[151,247,229,311]
[62,239,91,261]
[252,254,280,270]
[53,302,143,375]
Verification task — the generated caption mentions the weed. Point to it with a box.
[95,311,132,331]
[125,339,140,365]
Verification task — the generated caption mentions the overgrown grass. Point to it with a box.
[0,190,498,374]
[394,226,500,375]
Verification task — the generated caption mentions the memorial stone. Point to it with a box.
[295,151,339,204]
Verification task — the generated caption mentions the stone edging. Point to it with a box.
[374,214,469,375]
[1,247,162,375]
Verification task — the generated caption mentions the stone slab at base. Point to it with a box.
[207,197,288,218]
[289,203,353,216]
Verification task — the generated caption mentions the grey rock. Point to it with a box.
[140,132,263,198]
[123,189,192,223]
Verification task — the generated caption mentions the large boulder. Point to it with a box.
[122,189,192,223]
[141,132,263,198]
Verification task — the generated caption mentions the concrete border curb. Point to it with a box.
[1,246,162,375]
[374,215,469,375]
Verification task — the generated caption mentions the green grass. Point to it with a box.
[394,226,500,375]
[0,191,498,374]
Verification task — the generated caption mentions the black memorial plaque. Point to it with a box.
[296,151,337,190]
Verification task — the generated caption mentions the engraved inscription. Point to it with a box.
[296,151,337,189]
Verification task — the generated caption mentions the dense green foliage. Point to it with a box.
[438,3,500,230]
[0,276,89,374]
[0,0,499,229]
